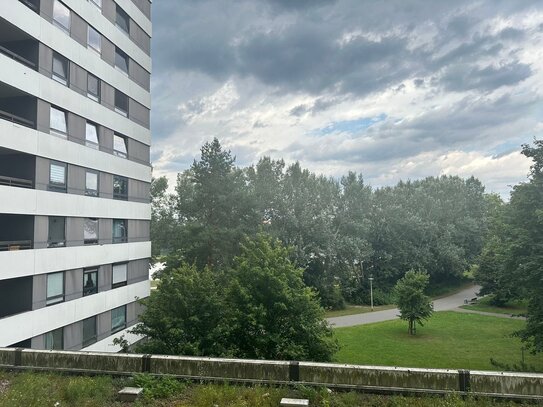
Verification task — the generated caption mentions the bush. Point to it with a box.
[132,373,186,400]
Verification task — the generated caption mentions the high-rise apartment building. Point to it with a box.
[0,0,151,351]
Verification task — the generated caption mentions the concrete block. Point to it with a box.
[280,398,309,406]
[118,387,143,402]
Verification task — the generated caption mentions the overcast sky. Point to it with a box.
[149,0,543,197]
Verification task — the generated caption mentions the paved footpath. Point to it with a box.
[327,284,481,328]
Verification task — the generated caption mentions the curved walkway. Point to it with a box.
[327,284,481,328]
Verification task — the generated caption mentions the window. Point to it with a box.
[89,0,102,8]
[112,219,127,243]
[46,271,64,305]
[49,162,67,192]
[48,216,66,248]
[87,73,100,102]
[85,170,99,197]
[114,90,128,116]
[52,52,69,86]
[44,327,63,350]
[82,316,97,347]
[115,47,129,75]
[87,26,101,53]
[84,218,98,244]
[116,6,130,34]
[113,134,128,158]
[50,106,67,137]
[85,122,99,149]
[113,175,128,200]
[53,0,70,32]
[112,263,127,288]
[83,268,98,296]
[111,305,126,333]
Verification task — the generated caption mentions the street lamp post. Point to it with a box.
[369,276,374,311]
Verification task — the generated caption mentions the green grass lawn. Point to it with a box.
[334,311,543,372]
[460,295,527,315]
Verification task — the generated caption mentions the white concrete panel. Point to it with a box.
[0,53,150,145]
[82,323,145,353]
[0,186,150,220]
[0,241,151,280]
[0,121,151,182]
[1,2,151,108]
[0,280,150,346]
[64,0,151,72]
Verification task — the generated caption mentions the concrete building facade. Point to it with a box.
[0,0,152,352]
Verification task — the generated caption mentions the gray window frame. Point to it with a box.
[84,217,99,245]
[82,316,97,347]
[111,305,126,333]
[52,52,69,86]
[83,268,98,296]
[48,161,67,192]
[112,219,127,243]
[44,327,64,350]
[52,0,71,33]
[87,73,100,102]
[46,271,65,306]
[47,216,66,248]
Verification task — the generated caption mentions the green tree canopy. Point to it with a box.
[134,233,337,361]
[394,270,433,335]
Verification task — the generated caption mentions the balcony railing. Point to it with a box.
[0,44,37,70]
[0,240,33,251]
[0,108,34,128]
[0,175,33,189]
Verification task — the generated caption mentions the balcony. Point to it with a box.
[0,276,32,319]
[0,82,37,129]
[0,214,34,251]
[0,147,35,189]
[0,17,39,70]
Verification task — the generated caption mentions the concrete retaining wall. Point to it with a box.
[0,348,541,400]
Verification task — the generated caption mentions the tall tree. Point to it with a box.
[150,176,177,258]
[476,140,543,352]
[226,233,338,361]
[174,138,258,269]
[394,270,433,335]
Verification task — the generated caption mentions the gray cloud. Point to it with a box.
[150,0,543,195]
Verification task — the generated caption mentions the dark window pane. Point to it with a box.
[82,316,97,346]
[113,175,128,200]
[114,90,128,116]
[52,53,68,85]
[45,328,63,350]
[48,216,66,248]
[87,26,101,53]
[112,219,127,243]
[87,74,100,102]
[115,48,129,74]
[83,269,98,296]
[116,6,129,34]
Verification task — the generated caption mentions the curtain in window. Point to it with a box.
[46,272,64,304]
[50,107,67,134]
[112,263,127,285]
